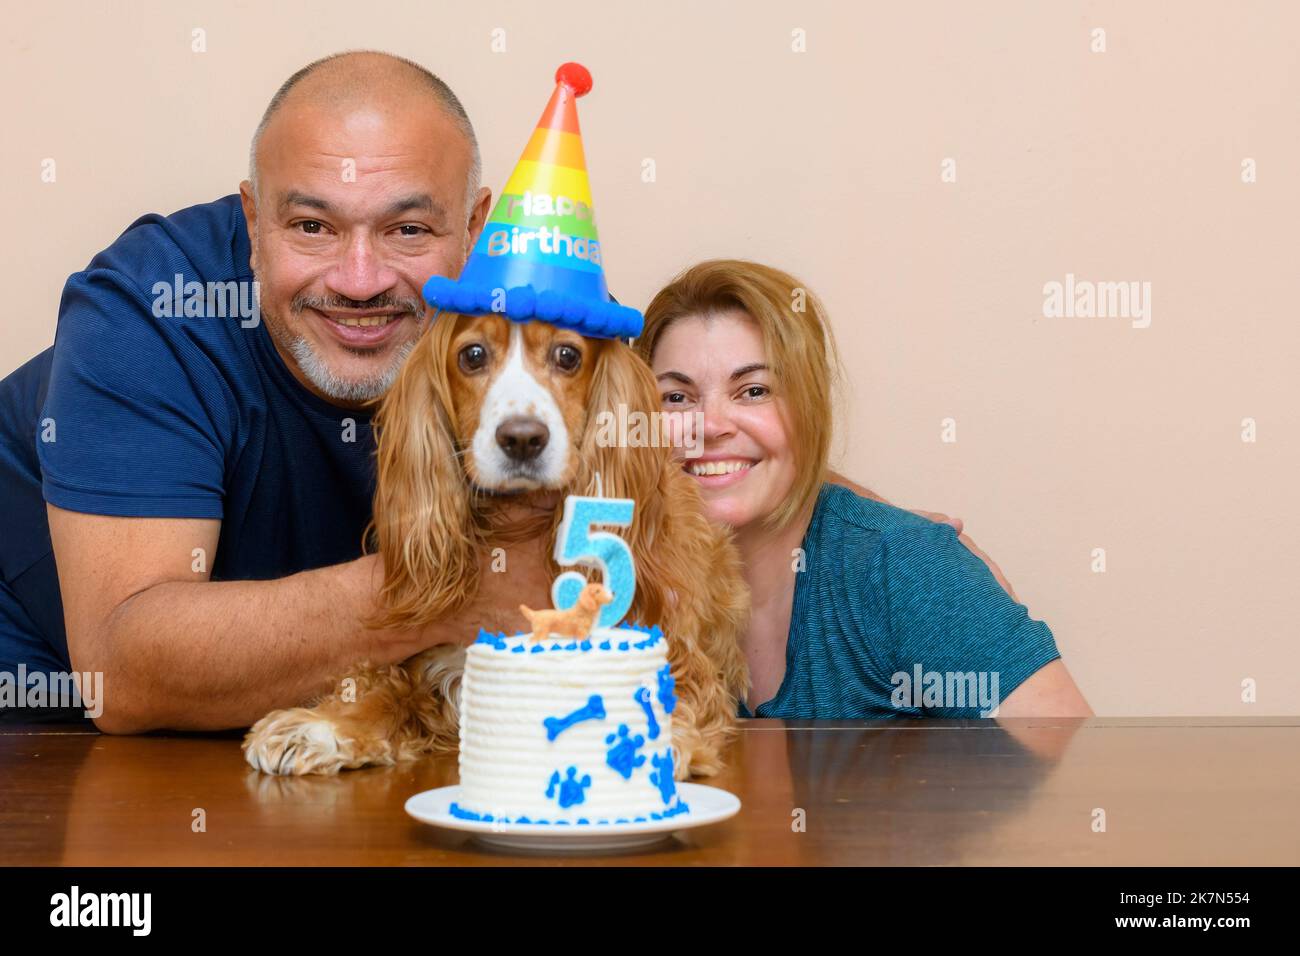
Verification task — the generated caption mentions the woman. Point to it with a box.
[637,260,1092,719]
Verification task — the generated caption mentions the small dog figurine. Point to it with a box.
[519,582,612,641]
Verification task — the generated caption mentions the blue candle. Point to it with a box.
[551,495,636,628]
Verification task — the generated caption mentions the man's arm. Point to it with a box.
[49,506,432,734]
[826,468,1019,600]
[826,469,886,503]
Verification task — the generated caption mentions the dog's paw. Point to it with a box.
[243,708,354,776]
[671,725,725,780]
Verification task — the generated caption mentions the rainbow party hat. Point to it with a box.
[422,62,643,339]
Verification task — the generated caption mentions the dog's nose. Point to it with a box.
[496,417,550,462]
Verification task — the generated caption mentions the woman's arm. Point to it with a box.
[996,659,1093,717]
[881,522,1092,720]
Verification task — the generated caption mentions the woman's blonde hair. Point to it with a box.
[636,258,840,531]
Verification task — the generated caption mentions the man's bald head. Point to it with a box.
[248,50,481,212]
[239,50,493,409]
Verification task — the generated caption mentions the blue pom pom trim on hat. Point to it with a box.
[423,275,643,339]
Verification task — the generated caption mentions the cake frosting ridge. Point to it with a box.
[451,622,690,825]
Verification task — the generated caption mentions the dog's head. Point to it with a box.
[368,311,665,626]
[578,582,615,612]
[444,314,596,492]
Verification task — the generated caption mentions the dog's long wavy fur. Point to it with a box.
[242,315,750,777]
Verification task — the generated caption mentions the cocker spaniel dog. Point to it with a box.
[242,313,750,778]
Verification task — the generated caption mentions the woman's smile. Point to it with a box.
[684,456,757,488]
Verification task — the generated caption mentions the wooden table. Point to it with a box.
[1,717,1296,866]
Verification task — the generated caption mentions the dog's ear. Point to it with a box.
[570,338,751,722]
[574,339,663,502]
[569,340,675,623]
[367,318,481,628]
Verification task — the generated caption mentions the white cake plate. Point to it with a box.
[405,783,741,852]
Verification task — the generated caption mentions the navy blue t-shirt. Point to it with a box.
[0,195,378,678]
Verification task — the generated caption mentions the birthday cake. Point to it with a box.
[450,623,690,826]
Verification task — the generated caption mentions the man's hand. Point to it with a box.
[825,469,1019,601]
[418,536,560,644]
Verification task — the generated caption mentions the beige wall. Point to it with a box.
[4,1,1297,715]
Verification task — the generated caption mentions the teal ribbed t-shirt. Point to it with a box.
[738,483,1061,719]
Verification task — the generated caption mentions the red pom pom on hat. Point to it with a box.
[555,62,592,97]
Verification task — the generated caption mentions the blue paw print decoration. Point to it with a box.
[545,766,592,809]
[605,724,647,779]
[656,664,677,714]
[648,749,676,805]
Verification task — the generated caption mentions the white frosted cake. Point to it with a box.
[451,623,690,825]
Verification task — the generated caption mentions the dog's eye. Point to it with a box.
[551,344,582,373]
[458,343,489,373]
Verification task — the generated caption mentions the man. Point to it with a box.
[0,51,499,731]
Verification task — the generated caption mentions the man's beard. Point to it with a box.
[271,291,426,403]
[286,335,417,403]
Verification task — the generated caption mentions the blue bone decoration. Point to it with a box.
[634,686,660,740]
[543,694,607,741]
